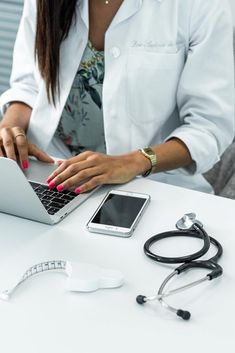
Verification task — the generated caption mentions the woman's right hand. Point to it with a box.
[0,126,54,169]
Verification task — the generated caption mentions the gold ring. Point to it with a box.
[14,133,26,139]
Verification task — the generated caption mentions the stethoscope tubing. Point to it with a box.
[144,223,222,265]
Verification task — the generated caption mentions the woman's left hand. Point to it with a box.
[46,150,150,193]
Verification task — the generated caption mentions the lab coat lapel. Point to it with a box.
[58,2,88,107]
[29,2,88,151]
[78,0,89,28]
[109,0,143,30]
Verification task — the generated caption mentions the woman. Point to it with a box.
[0,0,234,194]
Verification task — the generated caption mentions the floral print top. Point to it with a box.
[55,41,106,155]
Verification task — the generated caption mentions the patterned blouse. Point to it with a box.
[55,41,106,155]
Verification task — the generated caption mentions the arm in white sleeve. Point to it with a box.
[167,0,234,174]
[0,0,38,115]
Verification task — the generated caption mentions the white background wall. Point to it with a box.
[229,0,235,23]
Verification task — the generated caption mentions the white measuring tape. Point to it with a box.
[0,260,124,301]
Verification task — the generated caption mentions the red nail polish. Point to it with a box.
[47,177,52,184]
[22,161,28,169]
[48,182,56,189]
[75,187,81,194]
[57,184,64,192]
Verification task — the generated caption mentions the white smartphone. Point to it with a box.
[86,190,151,237]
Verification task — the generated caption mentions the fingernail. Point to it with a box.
[22,161,28,169]
[47,177,53,184]
[57,184,64,192]
[75,187,81,194]
[48,181,56,189]
[56,160,63,166]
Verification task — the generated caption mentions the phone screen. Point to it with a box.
[92,194,147,228]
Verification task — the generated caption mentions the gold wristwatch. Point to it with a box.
[139,147,157,177]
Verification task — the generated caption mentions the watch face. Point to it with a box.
[142,148,157,166]
[144,148,153,154]
[139,148,157,177]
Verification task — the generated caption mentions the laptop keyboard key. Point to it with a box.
[30,182,40,190]
[52,197,68,204]
[42,195,52,201]
[48,207,60,215]
[50,201,63,209]
[60,194,75,201]
[41,199,50,206]
[68,191,77,197]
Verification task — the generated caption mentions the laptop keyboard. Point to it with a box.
[29,182,77,215]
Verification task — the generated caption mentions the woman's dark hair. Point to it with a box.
[35,0,78,104]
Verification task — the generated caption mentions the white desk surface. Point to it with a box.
[0,178,234,353]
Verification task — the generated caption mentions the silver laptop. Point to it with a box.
[0,157,97,224]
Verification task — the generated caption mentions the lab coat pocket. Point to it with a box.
[126,47,185,125]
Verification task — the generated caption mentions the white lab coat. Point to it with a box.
[0,0,234,192]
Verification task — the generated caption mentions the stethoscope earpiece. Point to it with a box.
[176,309,191,320]
[136,295,147,304]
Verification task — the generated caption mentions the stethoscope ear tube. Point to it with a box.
[144,223,210,264]
[175,260,223,280]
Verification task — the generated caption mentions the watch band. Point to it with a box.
[139,147,157,177]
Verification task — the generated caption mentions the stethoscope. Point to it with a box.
[136,213,223,320]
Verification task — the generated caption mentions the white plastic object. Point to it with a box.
[0,260,124,301]
[65,262,124,292]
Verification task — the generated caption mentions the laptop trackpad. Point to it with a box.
[24,159,57,184]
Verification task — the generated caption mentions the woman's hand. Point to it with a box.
[0,126,54,168]
[47,150,150,193]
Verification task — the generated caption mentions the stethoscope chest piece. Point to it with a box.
[175,213,203,230]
